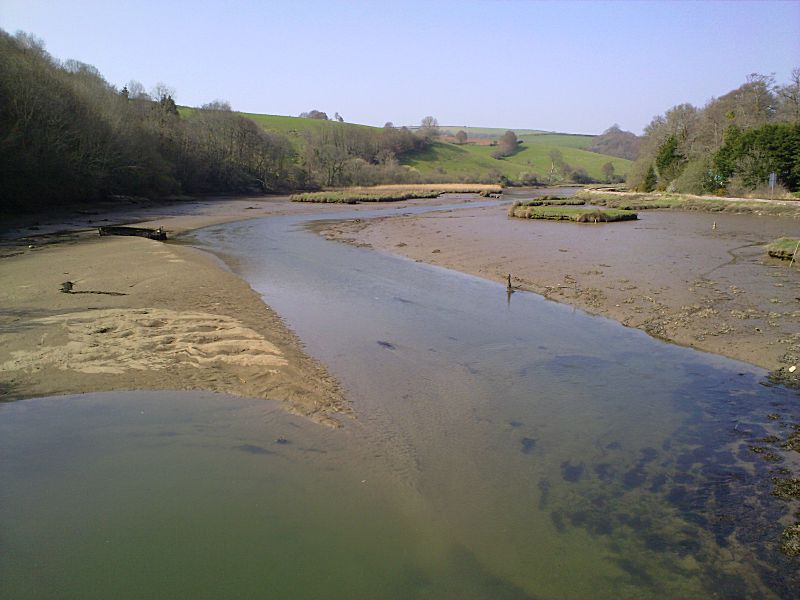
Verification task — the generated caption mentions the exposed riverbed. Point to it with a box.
[2,200,799,599]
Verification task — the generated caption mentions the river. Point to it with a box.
[1,198,798,599]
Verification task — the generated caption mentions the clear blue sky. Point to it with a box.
[2,0,798,134]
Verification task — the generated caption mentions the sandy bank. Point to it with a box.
[320,203,800,375]
[0,196,354,426]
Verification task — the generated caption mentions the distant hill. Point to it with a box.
[587,125,641,160]
[229,111,632,183]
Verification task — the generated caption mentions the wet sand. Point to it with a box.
[0,194,488,423]
[3,193,798,425]
[0,196,355,426]
[320,203,800,374]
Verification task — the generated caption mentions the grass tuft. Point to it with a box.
[766,238,800,261]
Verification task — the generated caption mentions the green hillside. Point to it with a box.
[432,125,548,137]
[177,108,374,150]
[402,140,631,182]
[240,112,374,135]
[181,109,630,183]
[519,133,594,149]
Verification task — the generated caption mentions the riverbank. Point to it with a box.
[3,193,798,425]
[0,196,353,426]
[319,203,800,377]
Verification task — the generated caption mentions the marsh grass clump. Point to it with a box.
[291,190,441,204]
[515,195,586,207]
[509,204,637,223]
[766,237,800,261]
[292,183,502,203]
[577,190,800,217]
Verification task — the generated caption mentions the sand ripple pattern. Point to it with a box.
[1,308,288,375]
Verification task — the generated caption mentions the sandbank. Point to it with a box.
[0,196,357,426]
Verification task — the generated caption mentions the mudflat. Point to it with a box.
[3,194,798,425]
[0,196,352,426]
[320,202,800,374]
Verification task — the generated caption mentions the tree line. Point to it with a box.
[0,30,431,213]
[628,71,800,195]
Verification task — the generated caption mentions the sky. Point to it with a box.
[2,0,798,134]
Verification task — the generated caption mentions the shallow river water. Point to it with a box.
[2,201,799,599]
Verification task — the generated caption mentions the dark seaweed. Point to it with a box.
[561,461,585,482]
[520,437,537,455]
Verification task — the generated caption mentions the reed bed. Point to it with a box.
[292,190,439,204]
[509,203,638,223]
[291,183,502,204]
[514,196,586,207]
[577,190,800,217]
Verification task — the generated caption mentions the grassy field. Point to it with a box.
[240,112,375,135]
[402,140,631,182]
[178,107,373,136]
[517,133,594,149]
[509,204,638,222]
[578,190,800,217]
[766,238,800,261]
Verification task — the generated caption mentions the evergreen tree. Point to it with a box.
[642,164,657,192]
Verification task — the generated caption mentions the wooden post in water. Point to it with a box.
[507,273,513,292]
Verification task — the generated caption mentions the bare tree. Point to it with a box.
[151,82,175,102]
[455,130,468,145]
[126,79,149,100]
[777,67,800,122]
[602,161,615,182]
[420,116,439,138]
[548,148,565,182]
[491,130,518,158]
